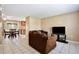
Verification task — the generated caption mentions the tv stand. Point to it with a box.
[56,34,68,43]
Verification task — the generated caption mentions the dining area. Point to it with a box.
[4,29,19,38]
[3,20,19,39]
[3,20,26,39]
[0,19,26,45]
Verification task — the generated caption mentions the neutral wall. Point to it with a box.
[25,16,30,37]
[0,20,3,44]
[29,16,41,30]
[25,16,41,36]
[41,11,79,42]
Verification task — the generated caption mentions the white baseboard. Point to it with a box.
[67,40,79,44]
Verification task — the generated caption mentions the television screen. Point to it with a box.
[52,27,65,34]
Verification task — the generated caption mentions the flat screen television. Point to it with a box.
[52,27,65,34]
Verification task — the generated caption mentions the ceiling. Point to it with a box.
[1,4,79,18]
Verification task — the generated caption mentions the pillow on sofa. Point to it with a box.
[37,31,41,34]
[42,33,47,38]
[33,31,37,34]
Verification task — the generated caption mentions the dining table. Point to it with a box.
[4,29,19,38]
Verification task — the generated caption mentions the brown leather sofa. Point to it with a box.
[29,30,56,54]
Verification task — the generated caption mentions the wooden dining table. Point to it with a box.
[4,29,19,38]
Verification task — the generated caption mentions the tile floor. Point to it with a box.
[0,35,79,54]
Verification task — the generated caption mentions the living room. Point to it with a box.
[0,4,79,54]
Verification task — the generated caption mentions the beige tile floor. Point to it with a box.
[0,35,79,54]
